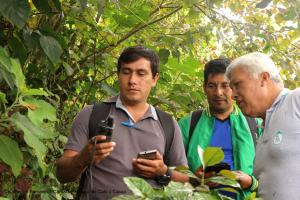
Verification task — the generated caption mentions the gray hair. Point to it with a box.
[225,52,282,83]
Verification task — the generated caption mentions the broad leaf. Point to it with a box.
[11,113,48,173]
[164,181,193,198]
[123,177,154,197]
[10,112,56,140]
[39,36,63,64]
[32,0,52,17]
[0,135,23,177]
[22,98,57,125]
[0,0,30,27]
[203,147,224,167]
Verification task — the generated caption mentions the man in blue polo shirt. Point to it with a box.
[179,58,261,199]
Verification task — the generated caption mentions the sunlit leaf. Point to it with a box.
[0,135,23,177]
[203,147,224,167]
[10,112,56,140]
[123,177,154,197]
[21,98,57,125]
[22,88,49,97]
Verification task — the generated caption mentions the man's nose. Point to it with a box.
[128,73,137,84]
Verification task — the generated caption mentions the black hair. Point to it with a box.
[204,58,231,84]
[117,45,159,78]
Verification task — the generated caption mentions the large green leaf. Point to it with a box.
[164,181,193,199]
[10,113,48,173]
[123,177,154,197]
[0,0,30,27]
[22,98,57,126]
[39,36,63,64]
[0,135,23,177]
[10,112,56,140]
[203,147,224,167]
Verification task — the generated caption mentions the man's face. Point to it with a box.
[204,73,233,114]
[229,67,263,117]
[118,57,158,106]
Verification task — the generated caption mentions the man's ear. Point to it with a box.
[152,73,159,86]
[260,72,271,86]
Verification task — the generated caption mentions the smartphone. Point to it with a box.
[204,162,230,173]
[137,149,157,160]
[97,117,114,142]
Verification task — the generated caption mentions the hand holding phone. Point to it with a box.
[137,149,157,160]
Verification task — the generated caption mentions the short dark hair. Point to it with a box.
[204,58,231,84]
[117,45,159,78]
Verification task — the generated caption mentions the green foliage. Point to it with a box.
[0,0,299,198]
[0,135,23,177]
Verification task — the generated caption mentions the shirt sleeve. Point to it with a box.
[64,105,93,152]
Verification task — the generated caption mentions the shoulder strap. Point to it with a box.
[88,102,112,138]
[76,102,112,199]
[245,116,258,147]
[155,108,175,166]
[186,109,203,155]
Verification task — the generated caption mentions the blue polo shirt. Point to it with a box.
[210,118,234,170]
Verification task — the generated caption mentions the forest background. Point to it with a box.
[0,0,299,199]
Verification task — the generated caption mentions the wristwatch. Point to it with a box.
[155,168,172,186]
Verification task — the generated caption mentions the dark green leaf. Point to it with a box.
[0,135,23,177]
[8,36,27,65]
[0,0,30,27]
[256,0,272,9]
[32,0,52,17]
[158,49,170,65]
[39,36,63,64]
[78,0,87,9]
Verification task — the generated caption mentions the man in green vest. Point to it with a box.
[178,58,261,199]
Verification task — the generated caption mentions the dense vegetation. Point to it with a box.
[0,0,299,199]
